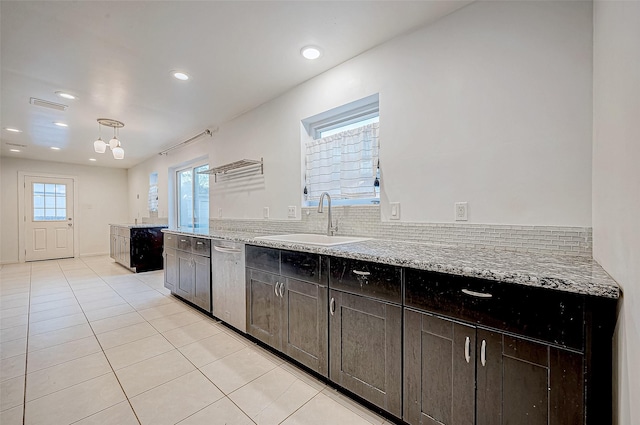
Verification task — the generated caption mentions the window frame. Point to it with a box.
[301,94,380,207]
[174,161,209,229]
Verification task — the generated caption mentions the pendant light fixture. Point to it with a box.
[94,118,125,160]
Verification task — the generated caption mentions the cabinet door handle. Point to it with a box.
[279,282,285,298]
[330,297,335,316]
[180,239,187,243]
[481,339,487,367]
[196,241,204,245]
[274,282,279,297]
[461,289,493,299]
[464,336,471,363]
[214,246,241,254]
[352,270,371,276]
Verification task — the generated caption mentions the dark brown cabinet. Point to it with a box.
[164,234,211,312]
[246,245,328,376]
[328,257,403,417]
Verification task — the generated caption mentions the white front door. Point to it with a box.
[24,176,74,261]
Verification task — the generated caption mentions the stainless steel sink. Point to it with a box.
[255,233,370,246]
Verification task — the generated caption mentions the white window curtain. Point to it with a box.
[305,122,379,202]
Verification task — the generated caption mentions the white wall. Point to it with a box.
[0,157,129,263]
[593,2,640,424]
[131,0,593,227]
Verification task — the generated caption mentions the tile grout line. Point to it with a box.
[62,257,144,425]
[21,261,33,425]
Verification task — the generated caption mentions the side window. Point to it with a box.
[176,164,209,229]
[302,94,380,206]
[148,172,158,215]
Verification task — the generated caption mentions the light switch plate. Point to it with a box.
[263,207,270,219]
[287,206,296,218]
[218,208,222,218]
[455,202,468,221]
[390,202,400,220]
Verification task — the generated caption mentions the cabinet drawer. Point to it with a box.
[110,226,117,235]
[281,250,324,285]
[404,268,585,351]
[329,257,402,304]
[192,237,211,257]
[164,233,177,249]
[246,245,280,274]
[176,236,192,252]
[117,227,130,237]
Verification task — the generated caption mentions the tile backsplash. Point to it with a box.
[210,205,592,257]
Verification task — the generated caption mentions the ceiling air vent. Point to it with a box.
[6,142,27,147]
[30,97,68,111]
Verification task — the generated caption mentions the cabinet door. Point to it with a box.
[110,235,117,260]
[246,268,281,349]
[329,290,402,417]
[176,251,194,301]
[193,254,211,312]
[404,309,475,425]
[476,330,584,425]
[164,248,178,292]
[281,278,328,376]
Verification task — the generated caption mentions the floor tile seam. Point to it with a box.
[0,302,30,310]
[90,316,150,336]
[0,325,29,343]
[197,356,281,397]
[66,401,138,425]
[318,388,386,425]
[28,293,77,305]
[0,310,31,320]
[95,329,161,351]
[176,334,246,368]
[27,319,90,338]
[24,370,114,404]
[25,349,106,375]
[75,257,144,425]
[174,395,253,425]
[28,309,86,325]
[21,262,34,425]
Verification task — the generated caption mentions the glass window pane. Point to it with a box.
[45,196,55,208]
[33,183,45,195]
[34,195,45,208]
[45,184,56,195]
[194,165,209,229]
[178,169,193,228]
[56,209,66,220]
[56,196,66,209]
[56,184,66,194]
[45,209,56,219]
[34,209,45,221]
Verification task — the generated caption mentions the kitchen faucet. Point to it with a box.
[318,192,337,236]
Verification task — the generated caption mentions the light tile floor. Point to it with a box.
[0,256,394,425]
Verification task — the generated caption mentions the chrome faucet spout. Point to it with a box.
[318,192,335,236]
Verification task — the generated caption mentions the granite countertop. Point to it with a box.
[162,228,620,299]
[111,223,168,229]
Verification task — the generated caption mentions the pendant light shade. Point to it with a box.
[93,118,126,160]
[94,138,106,153]
[112,143,124,160]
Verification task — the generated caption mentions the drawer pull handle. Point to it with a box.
[180,239,187,243]
[330,298,335,316]
[465,336,471,363]
[196,241,204,245]
[279,282,285,298]
[274,282,279,297]
[481,339,487,367]
[461,289,493,298]
[214,246,242,254]
[353,270,371,276]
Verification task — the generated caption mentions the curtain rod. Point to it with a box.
[158,128,218,156]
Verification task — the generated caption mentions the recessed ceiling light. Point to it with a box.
[89,158,97,162]
[50,147,61,150]
[55,91,77,100]
[53,122,68,127]
[4,127,22,132]
[10,149,21,153]
[301,46,322,60]
[171,71,190,81]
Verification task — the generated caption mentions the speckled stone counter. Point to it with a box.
[110,223,168,229]
[162,228,620,299]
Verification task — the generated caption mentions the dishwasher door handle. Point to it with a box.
[213,246,242,254]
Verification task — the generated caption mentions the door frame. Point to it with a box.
[18,171,79,263]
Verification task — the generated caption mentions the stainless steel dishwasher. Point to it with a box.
[211,240,246,332]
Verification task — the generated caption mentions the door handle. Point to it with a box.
[213,246,241,254]
[461,289,493,298]
[274,282,279,297]
[481,339,487,367]
[330,297,335,316]
[464,336,471,363]
[352,270,371,276]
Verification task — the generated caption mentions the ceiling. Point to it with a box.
[0,1,469,169]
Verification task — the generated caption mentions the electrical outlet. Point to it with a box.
[390,202,400,220]
[263,207,270,219]
[287,206,296,218]
[455,202,468,221]
[218,208,222,218]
